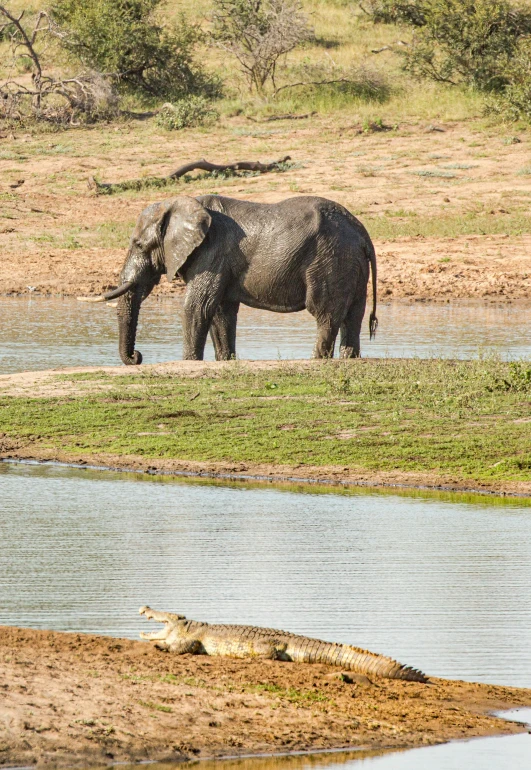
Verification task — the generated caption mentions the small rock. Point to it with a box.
[326,671,372,685]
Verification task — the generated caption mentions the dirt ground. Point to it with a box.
[1,626,530,769]
[2,117,531,301]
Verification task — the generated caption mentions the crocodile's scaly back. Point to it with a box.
[288,640,427,682]
[139,608,428,683]
[197,623,427,683]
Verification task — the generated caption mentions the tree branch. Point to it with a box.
[167,156,291,178]
[273,77,357,96]
[88,155,293,195]
[0,4,42,78]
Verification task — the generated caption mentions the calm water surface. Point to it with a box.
[1,462,530,690]
[1,297,531,372]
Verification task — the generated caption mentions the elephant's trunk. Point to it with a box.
[117,287,143,365]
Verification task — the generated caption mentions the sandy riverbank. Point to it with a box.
[1,626,531,768]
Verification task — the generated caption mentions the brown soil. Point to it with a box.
[2,118,531,302]
[3,234,531,302]
[1,626,530,769]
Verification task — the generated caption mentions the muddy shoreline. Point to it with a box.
[2,453,531,500]
[1,626,531,769]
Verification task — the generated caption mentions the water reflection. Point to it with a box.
[352,733,531,769]
[178,749,396,770]
[1,462,530,688]
[1,297,531,373]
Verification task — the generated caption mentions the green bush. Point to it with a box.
[51,0,219,100]
[491,361,531,392]
[402,0,531,93]
[485,39,531,121]
[155,97,219,130]
[359,0,426,26]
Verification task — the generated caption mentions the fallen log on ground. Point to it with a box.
[88,156,293,195]
[246,113,315,122]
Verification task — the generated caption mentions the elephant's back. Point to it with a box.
[197,194,370,247]
[198,194,369,312]
[197,194,321,231]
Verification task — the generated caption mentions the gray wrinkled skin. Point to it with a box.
[116,194,377,364]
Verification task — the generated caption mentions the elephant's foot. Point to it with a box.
[215,350,236,361]
[339,346,360,359]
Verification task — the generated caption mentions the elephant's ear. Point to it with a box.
[163,197,212,282]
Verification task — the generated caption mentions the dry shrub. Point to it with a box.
[0,6,119,124]
[275,61,391,102]
[359,0,426,26]
[211,0,312,95]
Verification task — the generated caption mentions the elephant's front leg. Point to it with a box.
[209,300,240,360]
[182,278,226,360]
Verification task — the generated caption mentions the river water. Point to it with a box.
[2,463,531,768]
[2,294,531,767]
[1,462,530,690]
[1,297,531,372]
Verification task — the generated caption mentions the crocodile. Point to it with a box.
[139,606,428,683]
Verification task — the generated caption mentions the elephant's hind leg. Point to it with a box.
[306,272,345,359]
[209,300,239,360]
[339,299,366,358]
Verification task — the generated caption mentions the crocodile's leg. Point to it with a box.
[167,639,202,654]
[251,639,289,660]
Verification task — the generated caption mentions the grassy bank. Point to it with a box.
[1,359,531,486]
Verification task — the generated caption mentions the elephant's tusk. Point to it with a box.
[103,279,136,300]
[76,280,137,304]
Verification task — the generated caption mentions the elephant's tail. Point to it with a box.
[366,239,378,339]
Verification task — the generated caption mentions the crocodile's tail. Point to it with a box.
[291,641,428,683]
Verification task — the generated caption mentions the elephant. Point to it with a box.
[87,194,377,364]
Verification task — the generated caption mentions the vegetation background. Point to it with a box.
[5,0,529,126]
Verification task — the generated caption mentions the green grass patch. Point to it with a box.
[2,359,531,485]
[244,682,329,703]
[360,211,531,238]
[138,700,173,713]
